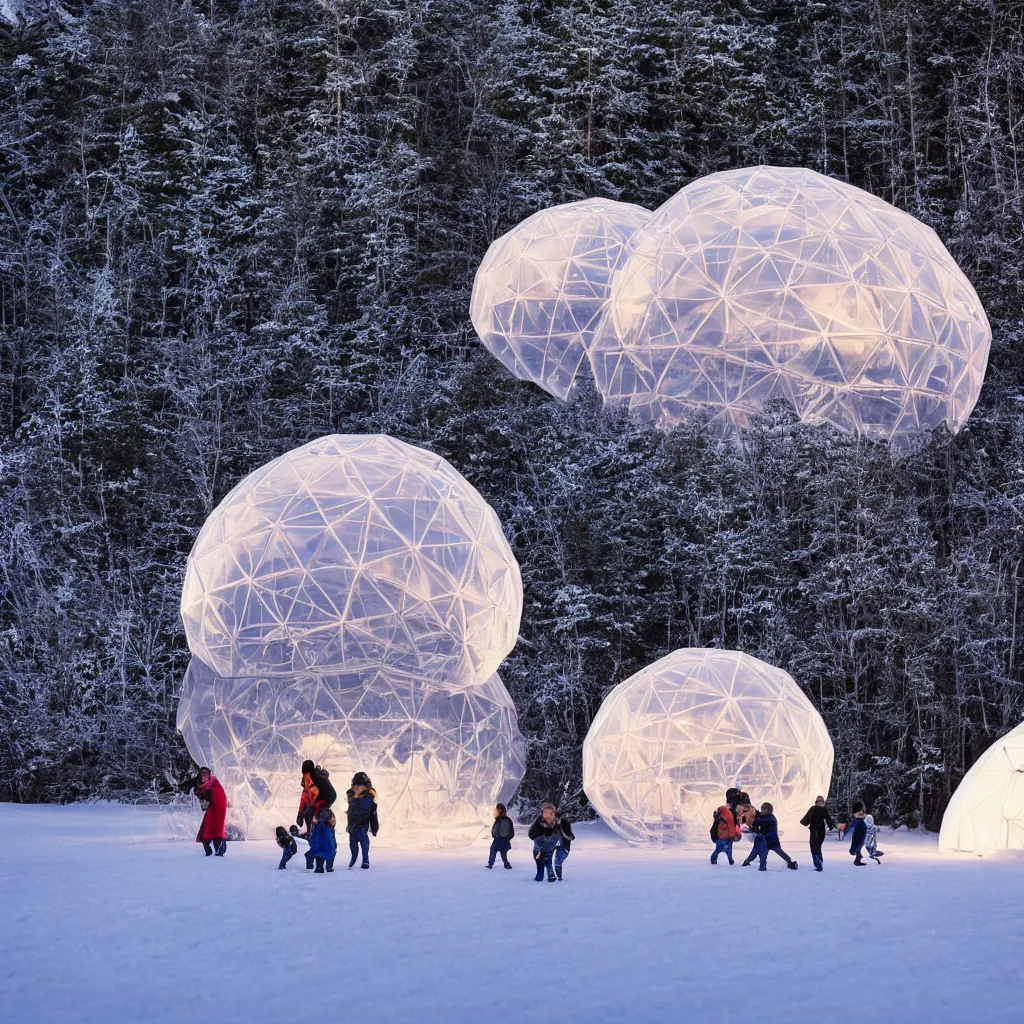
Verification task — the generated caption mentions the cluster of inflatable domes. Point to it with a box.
[472,167,991,443]
[178,435,526,846]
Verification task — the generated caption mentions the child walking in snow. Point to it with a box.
[843,801,868,866]
[276,826,298,869]
[487,803,515,869]
[346,772,379,870]
[710,796,742,865]
[864,811,884,863]
[742,802,798,871]
[800,795,836,872]
[305,804,337,873]
[528,803,575,882]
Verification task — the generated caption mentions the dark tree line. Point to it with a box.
[0,0,1021,827]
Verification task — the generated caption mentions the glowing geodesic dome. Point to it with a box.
[591,166,991,441]
[470,198,650,400]
[177,658,527,846]
[181,434,522,688]
[939,721,1024,857]
[582,648,834,846]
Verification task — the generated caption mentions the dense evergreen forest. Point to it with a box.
[1,0,1023,827]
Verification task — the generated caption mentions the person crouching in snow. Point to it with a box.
[528,803,574,882]
[304,804,337,874]
[742,802,798,871]
[276,826,300,869]
[346,772,379,870]
[842,801,868,866]
[487,803,515,869]
[710,798,742,865]
[193,767,228,857]
[800,795,836,872]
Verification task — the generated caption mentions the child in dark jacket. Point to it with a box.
[487,803,515,869]
[843,801,868,866]
[346,772,379,870]
[528,803,575,882]
[800,795,836,872]
[305,804,337,873]
[742,802,798,871]
[276,825,299,869]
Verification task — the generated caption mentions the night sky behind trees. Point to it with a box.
[1,0,1022,828]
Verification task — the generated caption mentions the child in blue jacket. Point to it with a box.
[741,802,798,871]
[844,801,868,866]
[305,804,337,874]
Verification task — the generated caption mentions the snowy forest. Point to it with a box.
[1,0,1023,829]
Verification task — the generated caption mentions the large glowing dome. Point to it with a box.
[181,434,522,688]
[939,721,1024,857]
[582,648,834,846]
[470,198,650,401]
[177,658,527,847]
[591,166,991,441]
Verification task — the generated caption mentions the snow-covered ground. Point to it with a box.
[1,803,1021,1024]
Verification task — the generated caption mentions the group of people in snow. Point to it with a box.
[189,761,576,881]
[710,788,884,871]
[189,766,878,876]
[483,800,576,881]
[275,760,379,872]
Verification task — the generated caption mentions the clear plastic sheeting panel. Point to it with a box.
[939,721,1024,857]
[180,434,522,688]
[177,658,527,847]
[591,166,991,442]
[582,648,834,846]
[470,198,650,401]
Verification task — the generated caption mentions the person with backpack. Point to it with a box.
[297,760,337,834]
[799,795,836,872]
[741,802,798,871]
[710,798,742,865]
[345,772,379,870]
[487,803,515,869]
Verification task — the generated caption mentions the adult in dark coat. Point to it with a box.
[528,803,575,881]
[800,795,837,872]
[193,767,228,857]
[345,772,379,870]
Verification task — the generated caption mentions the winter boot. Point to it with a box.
[555,865,563,880]
[504,862,513,869]
[854,856,865,866]
[202,841,213,857]
[214,839,227,857]
[486,862,493,869]
[758,865,767,871]
[787,861,798,870]
[314,857,325,874]
[361,862,370,869]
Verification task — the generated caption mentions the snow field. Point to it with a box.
[0,803,1020,1024]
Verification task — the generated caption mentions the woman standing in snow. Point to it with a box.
[193,767,228,857]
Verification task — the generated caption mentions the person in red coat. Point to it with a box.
[194,767,228,857]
